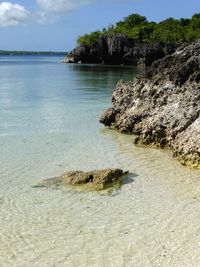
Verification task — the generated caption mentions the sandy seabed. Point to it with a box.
[0,129,200,267]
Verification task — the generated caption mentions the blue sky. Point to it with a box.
[0,0,200,51]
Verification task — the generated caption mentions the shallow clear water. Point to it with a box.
[0,56,200,267]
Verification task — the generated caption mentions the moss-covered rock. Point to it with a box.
[36,169,128,191]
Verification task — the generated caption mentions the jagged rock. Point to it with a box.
[62,55,75,63]
[63,34,177,65]
[100,41,200,168]
[36,169,128,191]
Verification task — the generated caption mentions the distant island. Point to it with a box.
[0,50,67,56]
[64,13,200,65]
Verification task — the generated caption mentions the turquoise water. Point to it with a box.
[0,56,136,136]
[1,56,200,267]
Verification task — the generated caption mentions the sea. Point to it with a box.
[0,55,200,267]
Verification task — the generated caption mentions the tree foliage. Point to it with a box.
[77,13,200,46]
[77,31,102,46]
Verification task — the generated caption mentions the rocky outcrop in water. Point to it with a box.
[63,34,177,65]
[36,169,128,191]
[100,41,200,168]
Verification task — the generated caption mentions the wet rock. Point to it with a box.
[100,41,200,168]
[37,169,128,191]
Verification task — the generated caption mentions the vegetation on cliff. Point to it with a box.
[77,13,200,46]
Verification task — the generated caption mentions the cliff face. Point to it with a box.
[64,34,177,65]
[100,41,200,168]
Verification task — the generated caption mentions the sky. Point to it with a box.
[0,0,200,51]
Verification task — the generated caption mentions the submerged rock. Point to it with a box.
[100,41,200,168]
[37,169,128,191]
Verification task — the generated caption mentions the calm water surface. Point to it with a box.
[0,56,200,267]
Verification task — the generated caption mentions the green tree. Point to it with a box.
[77,13,200,47]
[122,14,147,28]
[77,31,102,46]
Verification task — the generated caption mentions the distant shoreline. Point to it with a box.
[0,50,67,56]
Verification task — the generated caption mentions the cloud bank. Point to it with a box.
[0,2,29,27]
[1,0,135,27]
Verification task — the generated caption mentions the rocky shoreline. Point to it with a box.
[63,34,177,66]
[100,41,200,168]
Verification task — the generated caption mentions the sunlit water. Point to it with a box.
[0,56,200,267]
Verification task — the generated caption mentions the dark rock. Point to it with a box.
[99,108,116,126]
[64,34,178,66]
[100,41,200,168]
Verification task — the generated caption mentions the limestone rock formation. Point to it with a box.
[63,34,177,65]
[100,41,200,168]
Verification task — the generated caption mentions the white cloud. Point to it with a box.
[34,11,56,24]
[0,2,29,27]
[0,0,135,27]
[36,0,94,14]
